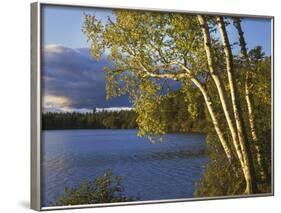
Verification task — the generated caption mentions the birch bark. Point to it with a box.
[233,18,268,182]
[217,16,257,193]
[139,63,233,163]
[197,15,244,163]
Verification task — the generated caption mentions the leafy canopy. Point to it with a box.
[83,10,214,139]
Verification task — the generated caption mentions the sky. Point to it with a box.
[41,4,272,113]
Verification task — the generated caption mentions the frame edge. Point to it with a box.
[31,2,274,211]
[31,2,41,211]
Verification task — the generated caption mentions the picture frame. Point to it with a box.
[31,1,274,211]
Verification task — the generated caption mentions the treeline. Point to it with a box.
[135,89,207,136]
[42,110,137,130]
[42,90,207,131]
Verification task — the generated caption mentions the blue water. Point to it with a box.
[42,129,208,206]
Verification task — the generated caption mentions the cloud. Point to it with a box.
[42,94,78,112]
[42,44,130,112]
[96,107,132,112]
[43,94,72,108]
[45,44,68,54]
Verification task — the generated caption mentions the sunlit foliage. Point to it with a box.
[54,171,135,206]
[82,11,272,195]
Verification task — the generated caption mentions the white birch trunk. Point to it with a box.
[191,77,233,162]
[197,15,244,162]
[140,63,233,163]
[233,18,268,182]
[217,16,258,194]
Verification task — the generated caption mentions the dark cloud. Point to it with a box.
[42,44,130,111]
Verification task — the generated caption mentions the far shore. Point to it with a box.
[42,128,206,135]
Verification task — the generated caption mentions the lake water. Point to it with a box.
[42,129,208,206]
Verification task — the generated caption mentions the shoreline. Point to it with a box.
[42,128,206,134]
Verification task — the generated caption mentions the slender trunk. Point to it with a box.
[197,15,239,147]
[217,16,258,194]
[191,77,233,163]
[139,62,232,164]
[245,79,267,181]
[197,15,246,169]
[233,18,268,182]
[141,62,234,163]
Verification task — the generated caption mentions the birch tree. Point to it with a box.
[216,16,258,193]
[233,18,268,182]
[82,11,266,194]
